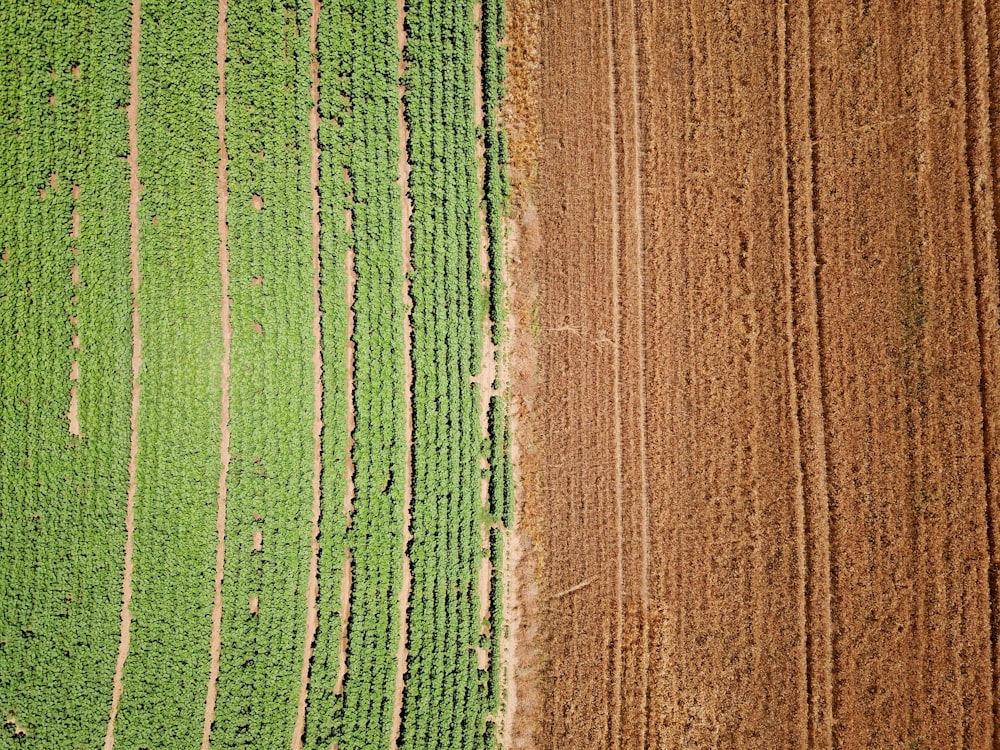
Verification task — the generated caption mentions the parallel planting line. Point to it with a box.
[113,1,223,743]
[300,4,353,743]
[339,114,357,704]
[776,0,811,744]
[472,0,500,704]
[985,2,1000,742]
[390,0,415,742]
[294,1,325,746]
[793,0,835,744]
[203,0,230,745]
[622,2,651,744]
[104,0,142,745]
[602,0,625,743]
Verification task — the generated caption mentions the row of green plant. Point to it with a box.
[482,0,513,730]
[113,0,225,746]
[399,0,492,746]
[304,0,407,748]
[210,1,318,747]
[0,2,133,748]
[481,0,510,347]
[481,0,513,737]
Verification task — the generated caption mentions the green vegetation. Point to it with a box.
[211,1,317,746]
[304,1,407,748]
[399,0,490,746]
[114,0,223,745]
[0,2,131,747]
[0,0,510,747]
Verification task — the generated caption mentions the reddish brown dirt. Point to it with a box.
[104,1,141,745]
[202,0,230,746]
[509,0,1000,748]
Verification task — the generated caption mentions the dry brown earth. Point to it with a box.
[509,0,1000,747]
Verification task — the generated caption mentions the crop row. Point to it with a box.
[481,0,510,346]
[400,0,490,746]
[210,1,318,747]
[0,0,512,746]
[304,0,408,748]
[113,0,224,746]
[0,2,133,747]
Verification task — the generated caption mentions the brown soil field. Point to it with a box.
[506,0,1000,747]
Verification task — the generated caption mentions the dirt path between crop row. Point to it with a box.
[472,0,501,678]
[202,0,230,745]
[103,1,142,747]
[292,1,324,747]
[511,0,1000,747]
[389,0,415,744]
[600,0,625,741]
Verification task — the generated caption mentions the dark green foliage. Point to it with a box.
[211,1,318,747]
[481,0,508,346]
[0,2,132,747]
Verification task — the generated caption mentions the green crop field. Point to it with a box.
[0,0,512,747]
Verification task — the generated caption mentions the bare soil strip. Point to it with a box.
[202,1,230,746]
[602,0,625,743]
[335,551,353,694]
[389,0,415,744]
[292,1,324,746]
[104,1,141,745]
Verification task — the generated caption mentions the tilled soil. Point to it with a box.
[511,0,1000,747]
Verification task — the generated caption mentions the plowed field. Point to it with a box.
[508,0,1000,747]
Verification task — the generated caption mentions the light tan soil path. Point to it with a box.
[103,0,142,746]
[389,0,414,744]
[338,171,357,696]
[202,0,230,745]
[292,1,324,746]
